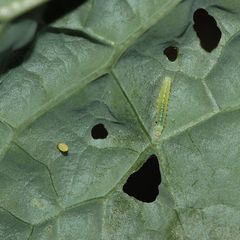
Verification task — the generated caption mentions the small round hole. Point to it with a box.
[91,123,108,139]
[163,46,178,62]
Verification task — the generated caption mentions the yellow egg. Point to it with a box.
[57,143,69,154]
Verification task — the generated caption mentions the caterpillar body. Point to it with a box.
[153,76,172,139]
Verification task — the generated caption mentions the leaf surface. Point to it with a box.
[1,0,240,239]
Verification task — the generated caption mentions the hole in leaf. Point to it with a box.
[193,8,221,52]
[164,46,178,61]
[91,123,108,139]
[123,154,161,203]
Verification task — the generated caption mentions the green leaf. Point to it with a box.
[0,19,37,53]
[1,0,240,239]
[0,0,49,22]
[0,0,49,70]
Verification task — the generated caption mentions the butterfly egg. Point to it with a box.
[57,143,69,155]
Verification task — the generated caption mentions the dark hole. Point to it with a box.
[123,154,161,203]
[164,46,178,61]
[91,123,108,139]
[193,8,221,52]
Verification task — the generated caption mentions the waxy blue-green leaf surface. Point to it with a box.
[0,0,48,42]
[1,0,240,239]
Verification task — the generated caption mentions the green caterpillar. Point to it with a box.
[153,76,172,140]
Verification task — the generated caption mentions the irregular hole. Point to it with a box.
[123,154,161,203]
[91,123,108,139]
[163,46,178,61]
[193,8,221,52]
